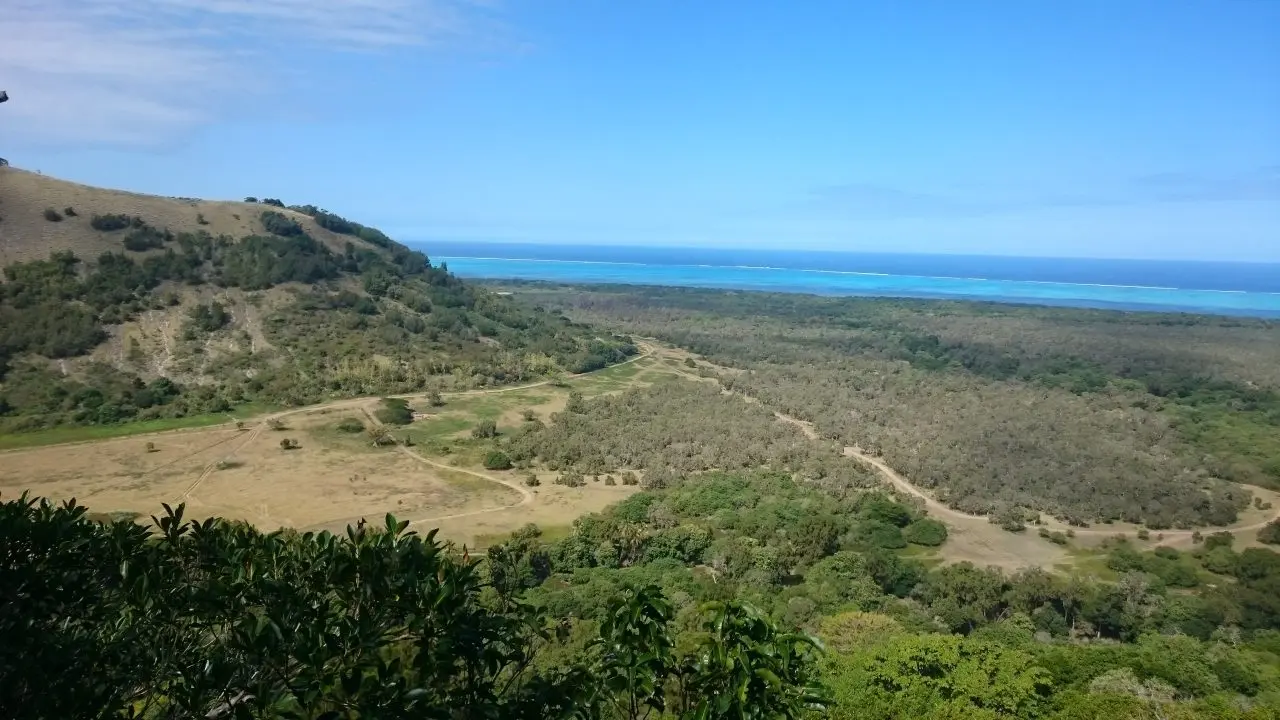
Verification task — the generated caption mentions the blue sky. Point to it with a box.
[4,0,1277,261]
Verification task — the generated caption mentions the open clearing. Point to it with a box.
[5,339,1276,568]
[0,349,669,545]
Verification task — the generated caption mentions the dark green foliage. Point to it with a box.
[261,197,284,207]
[244,196,258,203]
[186,301,229,332]
[216,234,339,289]
[42,207,62,222]
[484,449,513,470]
[1,496,828,719]
[374,397,413,425]
[259,210,304,237]
[121,224,169,252]
[903,518,948,546]
[89,213,138,231]
[63,206,77,217]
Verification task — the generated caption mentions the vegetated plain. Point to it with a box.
[501,281,1280,531]
[10,168,1280,718]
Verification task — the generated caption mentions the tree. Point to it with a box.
[279,438,298,450]
[427,390,445,407]
[473,419,498,439]
[144,441,157,453]
[677,601,828,719]
[593,585,675,720]
[825,634,1051,719]
[43,208,63,222]
[376,397,413,425]
[903,519,948,547]
[485,450,513,470]
[0,496,828,719]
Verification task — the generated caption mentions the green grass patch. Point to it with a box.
[1057,547,1120,580]
[411,416,473,441]
[0,404,274,450]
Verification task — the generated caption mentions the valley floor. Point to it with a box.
[5,339,1278,568]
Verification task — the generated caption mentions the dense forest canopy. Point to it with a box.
[8,474,1280,718]
[497,282,1280,528]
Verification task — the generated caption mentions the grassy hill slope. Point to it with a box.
[0,167,635,434]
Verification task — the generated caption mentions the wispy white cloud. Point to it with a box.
[0,0,501,146]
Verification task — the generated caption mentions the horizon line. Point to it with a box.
[406,238,1280,266]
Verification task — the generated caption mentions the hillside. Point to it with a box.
[0,167,635,433]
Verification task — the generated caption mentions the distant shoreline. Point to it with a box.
[426,244,1280,318]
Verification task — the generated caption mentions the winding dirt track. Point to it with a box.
[766,395,1280,540]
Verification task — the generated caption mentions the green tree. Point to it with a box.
[593,585,675,720]
[473,419,499,439]
[375,397,413,425]
[903,518,948,547]
[677,601,827,719]
[485,450,513,470]
[826,634,1051,719]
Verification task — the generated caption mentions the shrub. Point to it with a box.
[267,418,286,431]
[63,207,77,217]
[555,471,586,488]
[280,438,299,450]
[43,208,63,222]
[903,519,948,547]
[1137,529,1151,540]
[376,398,413,425]
[262,198,285,207]
[620,471,639,486]
[122,227,164,251]
[472,420,498,439]
[196,213,209,225]
[521,409,536,421]
[260,210,304,237]
[144,442,157,453]
[244,196,258,203]
[484,451,513,471]
[336,418,364,433]
[524,473,541,487]
[426,391,444,407]
[1258,520,1280,545]
[90,213,135,232]
[684,358,697,368]
[604,475,617,486]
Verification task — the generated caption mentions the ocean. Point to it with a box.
[417,242,1280,318]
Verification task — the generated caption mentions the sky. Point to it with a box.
[2,0,1278,261]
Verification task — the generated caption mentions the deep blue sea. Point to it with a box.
[416,242,1280,318]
